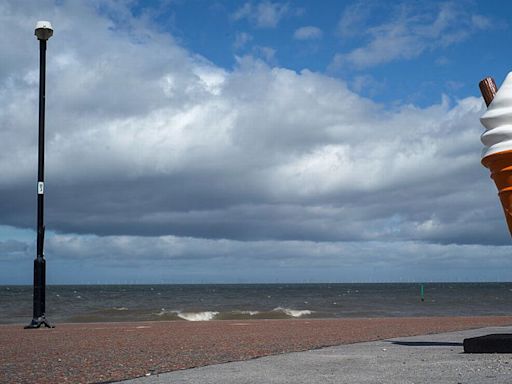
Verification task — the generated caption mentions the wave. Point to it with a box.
[175,308,313,321]
[67,307,314,323]
[177,311,219,321]
[154,308,177,317]
[154,309,220,321]
[273,307,313,318]
[237,310,260,316]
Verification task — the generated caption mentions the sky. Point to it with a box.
[2,0,512,284]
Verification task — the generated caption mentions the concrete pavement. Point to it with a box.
[117,326,512,384]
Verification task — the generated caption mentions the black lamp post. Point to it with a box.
[25,21,54,329]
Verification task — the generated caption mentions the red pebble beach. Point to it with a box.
[2,316,512,384]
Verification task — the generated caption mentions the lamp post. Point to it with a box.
[26,21,54,329]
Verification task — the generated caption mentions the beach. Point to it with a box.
[2,316,512,384]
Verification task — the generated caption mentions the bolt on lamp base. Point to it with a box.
[24,316,54,329]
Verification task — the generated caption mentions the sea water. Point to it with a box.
[2,283,512,324]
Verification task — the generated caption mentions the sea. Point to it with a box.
[2,283,512,325]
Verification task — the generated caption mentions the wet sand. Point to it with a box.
[2,316,512,384]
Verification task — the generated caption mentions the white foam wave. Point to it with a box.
[154,308,179,316]
[177,311,219,321]
[273,307,313,317]
[154,309,166,316]
[237,310,260,316]
[113,307,128,311]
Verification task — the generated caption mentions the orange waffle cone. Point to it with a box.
[482,150,512,236]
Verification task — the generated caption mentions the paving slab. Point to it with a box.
[117,326,512,384]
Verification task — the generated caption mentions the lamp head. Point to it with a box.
[35,21,53,41]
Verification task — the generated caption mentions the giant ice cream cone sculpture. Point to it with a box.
[480,73,512,235]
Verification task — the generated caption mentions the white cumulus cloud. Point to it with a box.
[294,26,323,40]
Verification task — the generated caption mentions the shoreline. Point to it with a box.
[5,311,512,326]
[6,314,512,329]
[2,316,512,383]
[4,313,512,326]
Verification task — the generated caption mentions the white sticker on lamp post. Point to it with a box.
[38,182,44,194]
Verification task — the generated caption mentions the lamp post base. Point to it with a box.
[24,316,54,329]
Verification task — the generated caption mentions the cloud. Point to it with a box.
[435,56,451,66]
[251,46,277,64]
[1,22,498,245]
[2,233,512,283]
[0,0,509,284]
[334,1,493,68]
[294,26,322,40]
[232,1,290,28]
[350,74,386,97]
[337,0,377,38]
[234,32,253,50]
[471,14,492,30]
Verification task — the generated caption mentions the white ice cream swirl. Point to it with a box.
[481,72,512,159]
